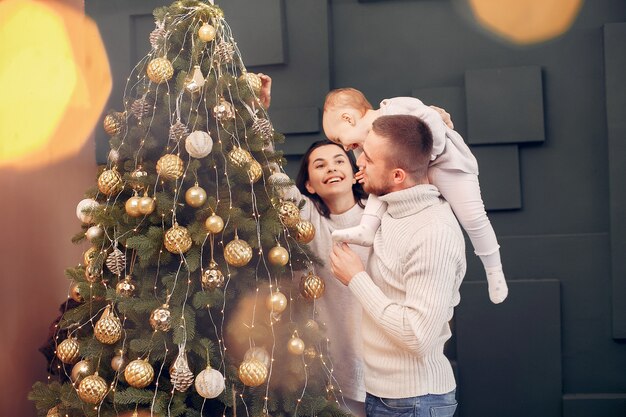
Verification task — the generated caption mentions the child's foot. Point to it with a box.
[486,266,508,304]
[332,224,376,247]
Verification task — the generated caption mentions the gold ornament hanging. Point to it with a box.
[265,290,287,314]
[139,194,156,215]
[125,195,142,217]
[170,347,194,392]
[277,201,300,227]
[224,235,253,267]
[84,263,102,283]
[77,373,108,404]
[303,346,318,363]
[98,169,123,196]
[202,261,225,291]
[300,271,325,299]
[198,23,216,42]
[103,112,125,136]
[129,167,148,191]
[268,243,289,266]
[46,406,61,417]
[106,246,126,275]
[238,72,262,95]
[287,333,305,355]
[83,246,99,266]
[247,159,263,183]
[146,57,174,84]
[85,225,104,242]
[305,319,320,333]
[111,352,126,372]
[116,276,136,298]
[228,147,252,167]
[213,98,235,121]
[205,213,224,234]
[185,184,207,207]
[56,337,80,364]
[238,358,268,387]
[94,305,122,345]
[194,366,225,398]
[70,282,84,303]
[325,383,336,401]
[71,359,94,384]
[164,223,193,253]
[295,220,316,244]
[149,305,172,332]
[124,359,154,388]
[156,154,184,180]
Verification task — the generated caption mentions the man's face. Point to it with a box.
[356,130,394,196]
[322,109,368,151]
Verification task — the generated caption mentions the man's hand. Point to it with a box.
[258,73,272,108]
[330,242,365,285]
[430,105,454,130]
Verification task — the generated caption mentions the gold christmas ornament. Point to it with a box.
[277,200,300,227]
[71,359,94,384]
[300,271,325,300]
[265,290,288,314]
[139,195,156,215]
[146,57,174,84]
[103,112,125,136]
[85,225,104,242]
[125,195,142,217]
[228,146,252,167]
[268,243,289,266]
[224,235,253,267]
[106,246,126,275]
[205,214,224,234]
[295,220,316,244]
[198,23,216,42]
[111,352,126,372]
[213,98,234,121]
[185,184,207,208]
[305,319,320,333]
[244,346,271,369]
[129,167,148,191]
[247,159,263,183]
[149,305,172,332]
[76,198,99,224]
[156,154,184,180]
[124,359,155,388]
[238,72,262,95]
[116,276,136,298]
[94,305,122,345]
[238,358,268,387]
[84,264,102,283]
[170,347,194,392]
[83,246,99,266]
[202,261,225,291]
[303,346,318,363]
[78,373,108,404]
[325,383,336,401]
[56,337,80,364]
[98,169,123,196]
[287,335,305,355]
[184,65,206,93]
[169,121,189,143]
[164,223,193,253]
[69,282,84,303]
[46,406,61,417]
[185,130,213,158]
[195,366,225,398]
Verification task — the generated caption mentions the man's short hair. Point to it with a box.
[371,114,433,180]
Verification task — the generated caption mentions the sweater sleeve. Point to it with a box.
[347,223,462,357]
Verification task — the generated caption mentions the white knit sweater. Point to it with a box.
[348,184,466,398]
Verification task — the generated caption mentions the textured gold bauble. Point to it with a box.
[205,214,224,234]
[116,276,136,298]
[78,374,108,404]
[213,98,235,121]
[111,353,126,372]
[139,195,156,215]
[94,305,122,345]
[287,336,305,355]
[124,359,155,388]
[304,319,320,333]
[129,167,148,191]
[238,358,268,387]
[247,159,263,183]
[265,291,287,314]
[277,201,300,227]
[202,261,225,291]
[164,224,193,254]
[97,169,123,196]
[185,185,207,208]
[103,112,125,136]
[84,264,102,283]
[125,196,142,217]
[295,220,316,244]
[149,305,172,332]
[156,154,184,180]
[56,337,80,364]
[71,359,94,384]
[83,246,99,266]
[46,406,61,417]
[224,237,253,267]
[238,72,262,95]
[268,244,289,266]
[146,57,174,84]
[300,271,325,300]
[228,147,252,167]
[70,282,84,303]
[198,23,216,42]
[303,346,317,363]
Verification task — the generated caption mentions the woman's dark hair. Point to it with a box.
[295,140,367,218]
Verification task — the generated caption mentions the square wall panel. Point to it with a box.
[465,66,545,145]
[471,144,521,211]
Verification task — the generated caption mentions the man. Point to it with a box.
[330,114,466,417]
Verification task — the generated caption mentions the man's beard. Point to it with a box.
[363,179,393,196]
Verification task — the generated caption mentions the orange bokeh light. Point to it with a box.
[0,0,111,169]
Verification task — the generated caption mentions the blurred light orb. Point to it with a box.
[467,0,584,45]
[0,0,111,169]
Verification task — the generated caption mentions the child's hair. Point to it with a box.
[295,140,367,218]
[323,88,373,116]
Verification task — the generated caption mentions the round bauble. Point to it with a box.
[129,167,148,191]
[125,196,142,217]
[164,224,192,254]
[116,276,136,298]
[139,195,156,215]
[156,154,184,181]
[213,98,234,121]
[103,112,125,136]
[76,198,99,224]
[238,358,268,387]
[124,359,154,388]
[84,263,102,283]
[185,185,207,208]
[111,353,126,372]
[265,290,287,314]
[108,149,120,164]
[83,246,99,266]
[56,337,80,364]
[94,305,122,345]
[277,200,300,227]
[198,23,216,42]
[71,359,93,384]
[303,346,318,363]
[295,220,315,244]
[202,261,224,291]
[268,172,290,187]
[185,130,213,158]
[300,271,325,300]
[69,282,84,303]
[46,406,61,417]
[268,244,289,266]
[247,159,263,183]
[195,366,225,398]
[77,374,108,404]
[146,57,174,84]
[287,336,305,355]
[224,237,253,267]
[85,225,104,242]
[98,169,123,196]
[238,72,262,95]
[243,346,271,369]
[205,214,224,234]
[228,147,252,167]
[149,305,172,332]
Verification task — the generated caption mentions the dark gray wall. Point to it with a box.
[88,1,626,416]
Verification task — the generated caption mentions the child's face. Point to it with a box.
[322,109,369,151]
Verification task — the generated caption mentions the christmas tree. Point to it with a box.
[30,1,349,416]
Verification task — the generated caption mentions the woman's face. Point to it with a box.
[304,144,355,203]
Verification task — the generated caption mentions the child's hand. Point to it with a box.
[258,73,272,108]
[354,168,365,184]
[430,105,454,130]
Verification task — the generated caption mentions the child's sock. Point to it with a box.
[331,214,380,246]
[483,264,508,304]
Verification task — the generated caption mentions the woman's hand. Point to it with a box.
[258,73,272,108]
[330,242,365,285]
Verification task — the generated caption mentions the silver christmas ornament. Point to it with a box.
[170,346,194,392]
[105,246,126,276]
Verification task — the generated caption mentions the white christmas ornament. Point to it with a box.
[108,149,120,164]
[185,65,206,93]
[194,366,225,399]
[185,131,213,158]
[76,199,100,224]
